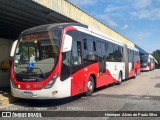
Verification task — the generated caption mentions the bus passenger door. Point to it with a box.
[96,41,111,87]
[71,41,85,96]
[96,41,105,74]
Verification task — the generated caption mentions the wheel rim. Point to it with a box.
[87,80,93,92]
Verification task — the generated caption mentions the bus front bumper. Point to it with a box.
[11,87,63,99]
[11,77,71,99]
[141,66,149,71]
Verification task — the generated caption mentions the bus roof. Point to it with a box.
[20,23,138,52]
[21,23,88,35]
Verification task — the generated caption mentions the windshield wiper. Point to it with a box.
[32,67,45,78]
[17,67,45,78]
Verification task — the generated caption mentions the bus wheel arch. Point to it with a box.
[90,74,96,88]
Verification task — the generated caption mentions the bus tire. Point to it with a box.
[116,72,122,85]
[86,76,95,96]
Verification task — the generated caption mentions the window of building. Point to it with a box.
[84,39,87,50]
[93,41,96,51]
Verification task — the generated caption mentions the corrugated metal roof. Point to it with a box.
[33,0,135,47]
[0,0,134,47]
[0,0,74,39]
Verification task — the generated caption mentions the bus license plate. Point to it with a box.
[24,91,33,97]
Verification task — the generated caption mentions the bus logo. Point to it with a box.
[26,85,30,89]
[2,112,11,117]
[27,62,34,70]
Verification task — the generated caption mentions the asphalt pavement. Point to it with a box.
[0,69,160,120]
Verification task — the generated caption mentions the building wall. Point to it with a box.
[33,0,134,47]
[0,38,13,88]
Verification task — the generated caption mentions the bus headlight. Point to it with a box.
[10,79,16,88]
[44,73,58,89]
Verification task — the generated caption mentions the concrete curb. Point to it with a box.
[0,92,19,107]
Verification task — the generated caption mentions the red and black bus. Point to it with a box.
[10,23,140,99]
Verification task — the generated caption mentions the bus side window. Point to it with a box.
[72,41,82,65]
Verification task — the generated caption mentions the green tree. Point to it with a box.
[152,50,160,68]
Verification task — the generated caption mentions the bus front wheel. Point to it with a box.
[86,76,95,96]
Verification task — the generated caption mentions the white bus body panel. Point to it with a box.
[106,62,125,80]
[11,77,71,99]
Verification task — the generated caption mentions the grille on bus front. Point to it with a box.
[15,74,45,82]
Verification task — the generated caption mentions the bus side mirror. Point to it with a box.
[10,40,18,57]
[62,34,72,52]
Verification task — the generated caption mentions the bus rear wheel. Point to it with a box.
[86,76,95,96]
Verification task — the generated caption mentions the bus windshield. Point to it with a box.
[140,56,148,66]
[14,31,61,78]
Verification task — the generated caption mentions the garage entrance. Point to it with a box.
[0,0,74,88]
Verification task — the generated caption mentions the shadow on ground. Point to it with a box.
[10,95,82,108]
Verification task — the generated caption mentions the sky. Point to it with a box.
[68,0,160,53]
